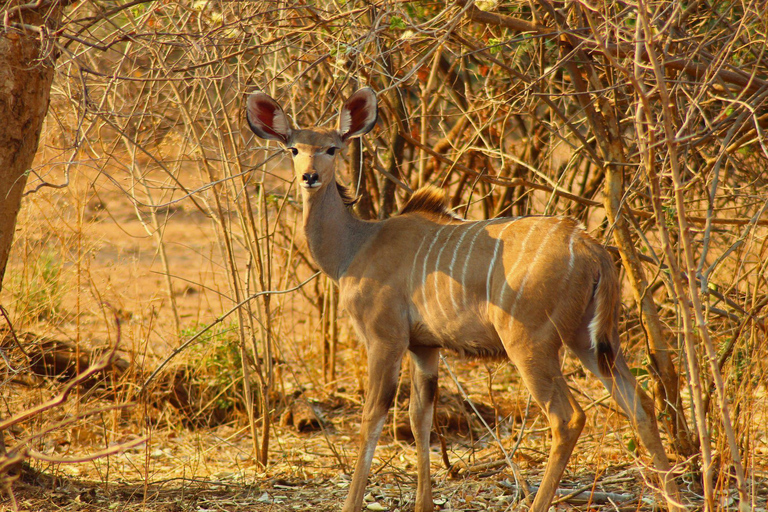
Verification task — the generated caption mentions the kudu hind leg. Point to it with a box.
[602,353,683,510]
[514,356,586,512]
[342,344,405,512]
[409,347,440,512]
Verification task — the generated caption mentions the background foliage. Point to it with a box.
[1,0,767,510]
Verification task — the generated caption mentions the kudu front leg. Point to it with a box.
[408,347,440,512]
[342,345,405,512]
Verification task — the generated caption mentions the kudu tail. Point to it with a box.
[590,251,621,377]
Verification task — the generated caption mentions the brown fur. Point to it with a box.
[337,182,358,207]
[400,186,455,219]
[245,88,682,512]
[594,249,621,376]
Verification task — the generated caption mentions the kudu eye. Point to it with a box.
[326,147,337,156]
[289,147,298,157]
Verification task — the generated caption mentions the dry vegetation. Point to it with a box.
[1,0,767,511]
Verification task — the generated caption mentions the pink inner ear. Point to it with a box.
[253,102,284,140]
[347,97,371,131]
[254,102,275,126]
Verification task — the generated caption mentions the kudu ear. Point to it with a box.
[246,91,292,144]
[338,87,377,143]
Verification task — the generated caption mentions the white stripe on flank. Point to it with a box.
[434,224,461,320]
[497,220,538,309]
[409,236,430,296]
[460,219,504,309]
[567,226,579,273]
[421,224,451,321]
[485,222,516,313]
[588,310,601,350]
[507,219,562,330]
[448,222,477,314]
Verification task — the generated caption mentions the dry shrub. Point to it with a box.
[1,0,766,509]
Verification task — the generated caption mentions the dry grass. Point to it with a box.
[1,0,767,510]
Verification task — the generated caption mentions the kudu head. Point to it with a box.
[245,88,377,194]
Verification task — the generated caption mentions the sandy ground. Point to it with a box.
[2,156,767,511]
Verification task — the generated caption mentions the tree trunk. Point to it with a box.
[0,0,66,455]
[0,2,64,290]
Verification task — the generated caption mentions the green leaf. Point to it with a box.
[488,38,503,54]
[390,16,406,30]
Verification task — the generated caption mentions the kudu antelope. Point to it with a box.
[246,88,681,512]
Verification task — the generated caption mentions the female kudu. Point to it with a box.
[245,88,681,512]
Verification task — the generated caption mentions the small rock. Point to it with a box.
[366,502,388,511]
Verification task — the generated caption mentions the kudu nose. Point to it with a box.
[302,172,319,187]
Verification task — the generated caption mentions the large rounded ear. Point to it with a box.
[246,91,292,144]
[337,88,377,143]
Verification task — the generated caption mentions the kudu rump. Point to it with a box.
[246,88,681,512]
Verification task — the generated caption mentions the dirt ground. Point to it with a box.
[7,390,749,512]
[2,155,767,512]
[4,352,766,512]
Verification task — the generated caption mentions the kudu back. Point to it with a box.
[246,87,681,512]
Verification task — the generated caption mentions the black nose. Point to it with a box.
[302,172,319,186]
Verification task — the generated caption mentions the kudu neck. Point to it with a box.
[302,182,376,281]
